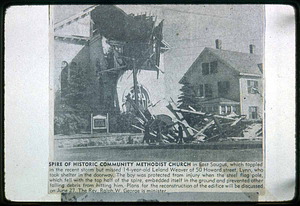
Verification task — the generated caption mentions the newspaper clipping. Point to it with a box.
[50,4,264,202]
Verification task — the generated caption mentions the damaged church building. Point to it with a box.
[179,39,263,120]
[53,5,170,134]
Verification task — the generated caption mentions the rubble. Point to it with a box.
[127,94,262,145]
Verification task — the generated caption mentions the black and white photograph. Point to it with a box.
[52,5,264,161]
[51,4,264,162]
[4,4,295,202]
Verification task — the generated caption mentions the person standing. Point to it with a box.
[143,122,151,144]
[177,124,184,144]
[156,123,164,145]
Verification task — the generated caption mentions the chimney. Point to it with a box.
[215,39,222,49]
[249,44,255,54]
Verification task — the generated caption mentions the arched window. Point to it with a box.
[122,84,151,113]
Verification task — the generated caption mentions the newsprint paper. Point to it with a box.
[49,4,266,202]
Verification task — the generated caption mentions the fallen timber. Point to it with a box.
[126,95,177,144]
[126,94,261,144]
[193,120,214,137]
[166,102,194,137]
[174,108,237,121]
[231,116,246,126]
[175,119,200,133]
[131,125,176,142]
[167,102,262,143]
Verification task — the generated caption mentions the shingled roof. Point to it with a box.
[206,47,263,75]
[180,47,263,84]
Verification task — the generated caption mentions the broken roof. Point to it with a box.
[54,5,169,46]
[180,47,263,84]
[91,5,156,42]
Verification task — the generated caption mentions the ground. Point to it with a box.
[53,142,262,162]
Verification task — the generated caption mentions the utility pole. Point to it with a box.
[132,58,139,106]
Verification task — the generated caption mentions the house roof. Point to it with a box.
[54,5,97,31]
[196,97,240,105]
[180,47,263,83]
[206,48,263,75]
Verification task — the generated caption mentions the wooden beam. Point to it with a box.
[126,96,148,123]
[132,125,155,137]
[175,108,236,120]
[132,59,139,106]
[193,120,214,138]
[166,103,193,137]
[99,65,127,74]
[176,120,199,133]
[230,116,246,126]
[212,116,222,132]
[188,105,196,111]
[135,117,145,125]
[131,125,175,141]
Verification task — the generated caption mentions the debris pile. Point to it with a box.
[128,96,262,144]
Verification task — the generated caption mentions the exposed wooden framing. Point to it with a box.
[107,40,126,46]
[188,105,196,111]
[98,65,127,74]
[176,120,200,133]
[166,103,193,137]
[221,121,238,126]
[126,96,148,123]
[161,39,171,53]
[54,35,89,45]
[135,117,145,125]
[193,120,214,138]
[212,116,222,130]
[132,59,139,106]
[155,65,165,74]
[132,125,176,142]
[231,116,246,126]
[175,108,205,115]
[165,121,179,128]
[132,125,156,137]
[204,133,221,141]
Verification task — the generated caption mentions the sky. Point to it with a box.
[117,5,265,102]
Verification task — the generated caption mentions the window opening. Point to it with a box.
[247,80,258,94]
[204,84,213,97]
